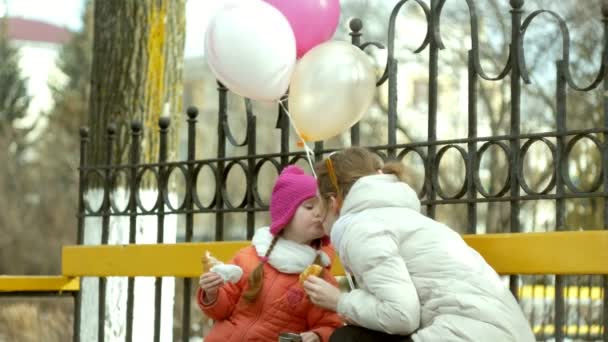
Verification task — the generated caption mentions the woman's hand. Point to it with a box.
[303,276,342,311]
[340,314,357,326]
[199,272,223,304]
[300,332,321,342]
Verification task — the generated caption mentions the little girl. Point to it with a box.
[197,165,343,342]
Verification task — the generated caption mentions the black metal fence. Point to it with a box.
[75,1,607,341]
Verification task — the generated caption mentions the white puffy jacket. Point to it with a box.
[331,174,535,342]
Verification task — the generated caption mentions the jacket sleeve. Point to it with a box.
[337,223,420,335]
[196,250,247,321]
[306,269,344,341]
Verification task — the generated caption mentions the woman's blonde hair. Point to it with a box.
[242,236,325,302]
[314,147,407,206]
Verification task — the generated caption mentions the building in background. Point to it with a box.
[4,16,71,130]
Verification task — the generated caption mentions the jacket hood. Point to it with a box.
[340,174,421,216]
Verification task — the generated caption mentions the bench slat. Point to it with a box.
[63,241,345,277]
[465,230,608,274]
[61,231,608,277]
[0,276,79,292]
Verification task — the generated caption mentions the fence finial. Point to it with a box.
[510,0,524,9]
[186,106,199,119]
[107,122,117,135]
[80,127,89,138]
[130,120,143,133]
[159,117,171,129]
[349,18,363,32]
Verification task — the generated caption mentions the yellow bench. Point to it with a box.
[2,231,607,293]
[0,275,79,293]
[60,231,608,277]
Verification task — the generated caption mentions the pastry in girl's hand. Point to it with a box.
[202,250,221,273]
[299,264,323,285]
[202,251,243,284]
[210,264,243,284]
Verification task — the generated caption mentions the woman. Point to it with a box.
[303,147,535,342]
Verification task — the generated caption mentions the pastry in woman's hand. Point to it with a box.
[299,264,323,285]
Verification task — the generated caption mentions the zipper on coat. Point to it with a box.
[239,270,280,341]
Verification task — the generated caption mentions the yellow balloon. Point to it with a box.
[289,41,376,142]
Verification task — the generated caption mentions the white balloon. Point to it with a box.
[205,1,296,101]
[289,41,376,142]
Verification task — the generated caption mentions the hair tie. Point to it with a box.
[260,256,269,263]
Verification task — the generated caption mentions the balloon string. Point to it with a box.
[278,99,318,179]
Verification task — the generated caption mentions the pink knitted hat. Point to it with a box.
[269,165,318,235]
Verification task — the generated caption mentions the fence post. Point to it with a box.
[350,18,362,147]
[98,123,116,342]
[125,121,142,342]
[466,50,477,235]
[73,127,89,342]
[509,0,524,303]
[154,116,170,342]
[182,106,199,342]
[601,2,608,341]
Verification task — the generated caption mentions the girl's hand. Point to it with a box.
[300,331,321,342]
[199,272,223,304]
[303,276,342,311]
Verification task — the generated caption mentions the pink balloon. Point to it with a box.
[264,0,340,58]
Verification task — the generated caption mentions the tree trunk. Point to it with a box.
[88,0,185,165]
[81,1,185,341]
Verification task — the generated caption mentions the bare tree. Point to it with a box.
[88,0,185,165]
[80,1,186,341]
